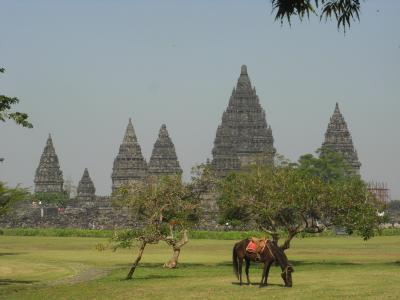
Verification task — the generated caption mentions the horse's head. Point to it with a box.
[281,265,294,287]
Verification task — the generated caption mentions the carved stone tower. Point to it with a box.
[34,134,64,193]
[322,103,361,173]
[77,168,96,200]
[212,65,276,176]
[111,118,148,191]
[148,124,182,177]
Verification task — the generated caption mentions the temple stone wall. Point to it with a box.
[0,197,140,229]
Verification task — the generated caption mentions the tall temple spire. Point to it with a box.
[322,102,361,173]
[148,124,182,177]
[34,134,64,193]
[111,119,148,191]
[77,168,96,200]
[212,65,276,176]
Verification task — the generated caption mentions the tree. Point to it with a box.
[271,0,362,32]
[1,67,32,215]
[108,172,208,280]
[218,162,384,252]
[0,67,32,128]
[0,182,29,217]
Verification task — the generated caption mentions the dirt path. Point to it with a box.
[49,265,115,286]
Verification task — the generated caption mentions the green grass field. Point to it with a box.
[1,235,399,299]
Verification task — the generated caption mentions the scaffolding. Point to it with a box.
[367,182,390,203]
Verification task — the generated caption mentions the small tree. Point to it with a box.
[110,174,205,280]
[218,162,384,251]
[0,67,32,128]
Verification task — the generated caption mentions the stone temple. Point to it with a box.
[34,134,64,193]
[111,118,148,192]
[322,103,361,173]
[77,168,96,201]
[148,124,182,177]
[212,65,276,176]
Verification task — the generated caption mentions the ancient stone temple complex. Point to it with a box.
[111,118,148,191]
[212,65,276,176]
[148,124,182,177]
[322,103,361,173]
[2,65,368,230]
[34,134,64,193]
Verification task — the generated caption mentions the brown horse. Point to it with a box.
[232,238,294,287]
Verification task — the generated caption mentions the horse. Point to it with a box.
[232,238,294,287]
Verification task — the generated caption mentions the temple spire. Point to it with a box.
[111,118,148,191]
[334,102,340,113]
[122,118,137,144]
[77,168,96,200]
[34,134,64,193]
[236,64,252,94]
[322,103,361,173]
[148,124,182,177]
[212,65,275,176]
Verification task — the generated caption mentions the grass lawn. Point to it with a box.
[0,235,399,299]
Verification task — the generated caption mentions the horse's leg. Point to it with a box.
[245,257,251,285]
[264,260,273,286]
[259,261,267,288]
[238,258,243,285]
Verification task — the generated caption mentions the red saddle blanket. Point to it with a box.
[246,241,258,253]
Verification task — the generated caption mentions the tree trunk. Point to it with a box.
[164,230,189,269]
[164,247,181,268]
[126,240,146,280]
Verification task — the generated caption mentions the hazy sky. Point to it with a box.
[1,0,399,198]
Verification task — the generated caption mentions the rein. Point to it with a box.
[264,240,275,260]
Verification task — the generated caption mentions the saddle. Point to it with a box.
[246,237,267,260]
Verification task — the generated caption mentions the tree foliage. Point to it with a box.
[0,182,30,216]
[0,67,32,128]
[218,157,384,251]
[297,148,352,183]
[34,192,69,207]
[271,0,362,32]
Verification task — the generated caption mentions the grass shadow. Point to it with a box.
[0,252,24,257]
[0,279,38,285]
[231,282,283,287]
[290,260,360,267]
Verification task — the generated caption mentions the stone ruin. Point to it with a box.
[1,65,363,230]
[322,103,361,174]
[34,134,64,193]
[212,65,276,176]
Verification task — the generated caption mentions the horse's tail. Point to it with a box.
[232,244,239,280]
